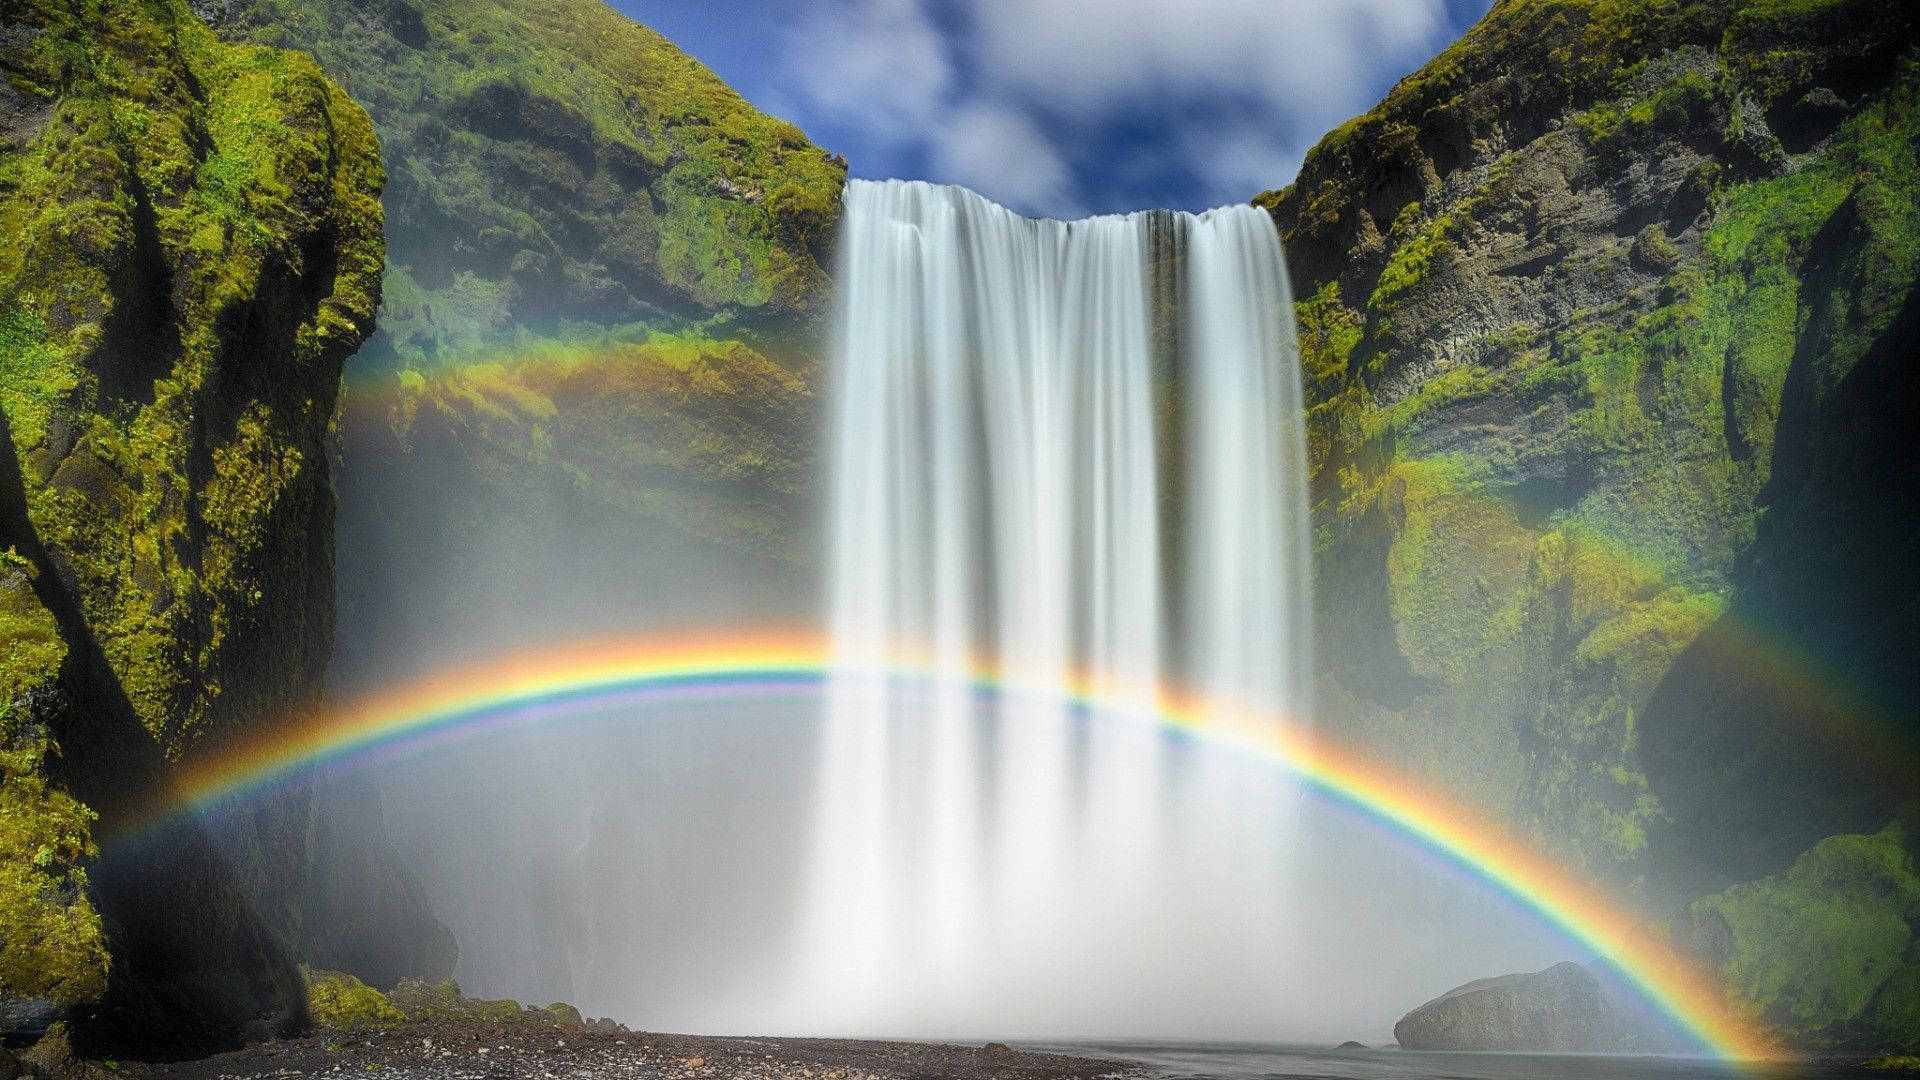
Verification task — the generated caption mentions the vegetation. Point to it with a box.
[1680,825,1920,1050]
[305,969,406,1030]
[0,553,105,1004]
[207,0,836,691]
[210,0,846,368]
[1,0,382,754]
[0,0,381,1037]
[1256,0,1919,911]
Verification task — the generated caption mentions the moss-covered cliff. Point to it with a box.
[1678,822,1920,1052]
[183,0,838,986]
[203,0,845,367]
[0,0,381,1052]
[1258,0,1918,903]
[197,0,841,600]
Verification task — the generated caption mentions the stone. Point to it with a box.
[1393,962,1633,1052]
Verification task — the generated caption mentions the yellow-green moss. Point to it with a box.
[1,0,383,756]
[1257,0,1919,891]
[0,556,107,1005]
[386,978,524,1024]
[215,0,846,367]
[1685,826,1919,1042]
[304,969,405,1031]
[1383,455,1536,685]
[359,328,812,560]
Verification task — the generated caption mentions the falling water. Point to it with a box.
[801,179,1311,1035]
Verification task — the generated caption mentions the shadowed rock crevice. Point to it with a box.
[0,409,304,1058]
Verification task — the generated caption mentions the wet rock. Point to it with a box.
[1393,961,1634,1052]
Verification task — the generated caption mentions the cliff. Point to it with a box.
[1258,0,1918,900]
[202,0,844,363]
[203,0,841,596]
[195,0,840,987]
[0,0,381,1053]
[1259,0,1920,1052]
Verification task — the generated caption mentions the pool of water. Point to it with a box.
[1024,1041,1885,1079]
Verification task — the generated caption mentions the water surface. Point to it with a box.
[1027,1041,1885,1080]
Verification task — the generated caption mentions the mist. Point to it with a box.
[306,182,1654,1048]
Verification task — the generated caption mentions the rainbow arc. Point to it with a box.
[155,629,1773,1063]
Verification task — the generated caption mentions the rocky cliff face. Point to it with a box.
[194,0,840,988]
[1258,0,1919,902]
[203,0,845,365]
[203,0,842,600]
[0,0,381,1053]
[1676,822,1920,1053]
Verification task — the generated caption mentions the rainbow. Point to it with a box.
[161,628,1774,1063]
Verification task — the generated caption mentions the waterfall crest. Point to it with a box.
[803,178,1311,1034]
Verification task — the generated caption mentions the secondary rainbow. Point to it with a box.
[161,628,1774,1063]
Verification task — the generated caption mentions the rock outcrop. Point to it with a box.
[1677,823,1920,1053]
[191,0,842,989]
[0,0,381,1053]
[205,0,846,363]
[1258,0,1919,905]
[1393,962,1635,1052]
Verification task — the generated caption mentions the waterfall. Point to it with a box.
[801,179,1311,1035]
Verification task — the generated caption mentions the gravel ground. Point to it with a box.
[124,1024,1130,1080]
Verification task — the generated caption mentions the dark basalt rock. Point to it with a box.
[1393,962,1634,1052]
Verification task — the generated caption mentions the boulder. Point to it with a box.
[1393,962,1633,1052]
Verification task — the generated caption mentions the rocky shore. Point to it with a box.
[118,1026,1126,1080]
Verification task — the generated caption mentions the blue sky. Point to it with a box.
[614,0,1493,219]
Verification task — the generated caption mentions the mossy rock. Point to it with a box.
[0,555,104,1006]
[209,0,846,366]
[1,0,382,1049]
[1868,967,1920,1053]
[1679,825,1920,1046]
[304,969,405,1031]
[1252,0,1920,898]
[386,978,524,1025]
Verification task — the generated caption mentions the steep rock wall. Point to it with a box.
[1258,0,1918,900]
[200,0,843,987]
[0,0,381,1052]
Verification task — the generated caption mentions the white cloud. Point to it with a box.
[780,0,1476,217]
[930,102,1082,217]
[784,0,953,141]
[973,0,1451,112]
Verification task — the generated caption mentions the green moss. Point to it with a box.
[1685,825,1919,1041]
[0,0,382,1025]
[1384,455,1536,685]
[386,978,524,1024]
[0,0,383,755]
[215,0,846,366]
[1257,0,1920,894]
[1370,214,1454,312]
[360,327,812,561]
[1868,1054,1920,1071]
[1869,967,1920,1052]
[304,969,405,1031]
[0,557,107,1005]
